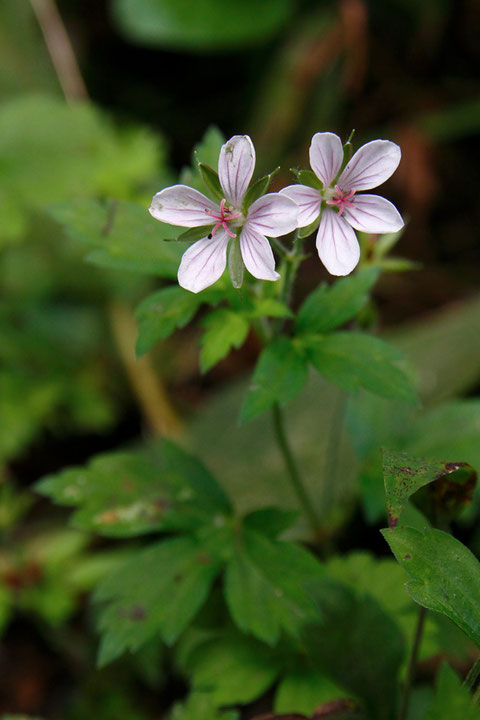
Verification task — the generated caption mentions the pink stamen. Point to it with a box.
[205,198,242,238]
[326,185,356,216]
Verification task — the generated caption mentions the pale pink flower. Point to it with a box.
[281,132,404,276]
[149,135,297,293]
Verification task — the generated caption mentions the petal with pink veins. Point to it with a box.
[150,185,218,227]
[339,140,401,192]
[280,185,321,227]
[309,132,344,188]
[177,231,229,293]
[246,193,298,237]
[240,226,280,281]
[316,209,360,276]
[343,194,404,234]
[218,135,255,207]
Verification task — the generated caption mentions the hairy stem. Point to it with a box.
[272,404,322,539]
[399,606,427,720]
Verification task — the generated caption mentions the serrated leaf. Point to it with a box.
[243,167,280,210]
[95,535,223,664]
[425,663,479,720]
[188,631,282,705]
[296,268,380,335]
[37,441,232,537]
[50,199,184,277]
[382,526,480,648]
[224,529,324,644]
[241,338,308,422]
[197,162,223,202]
[305,332,418,405]
[135,286,204,355]
[200,309,250,372]
[382,450,476,529]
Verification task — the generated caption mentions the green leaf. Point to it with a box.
[425,663,479,720]
[291,169,323,190]
[95,535,223,664]
[112,0,294,50]
[240,337,308,422]
[297,218,320,239]
[200,309,250,373]
[275,668,350,716]
[135,286,205,355]
[187,632,282,705]
[243,167,280,210]
[296,268,380,335]
[243,507,299,539]
[304,580,405,720]
[177,225,214,243]
[382,450,476,529]
[224,529,324,644]
[249,298,293,319]
[37,441,232,537]
[197,162,223,202]
[227,237,244,289]
[305,332,418,404]
[169,692,239,720]
[382,526,480,648]
[50,199,184,278]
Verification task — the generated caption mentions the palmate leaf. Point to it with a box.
[95,534,224,665]
[305,332,418,405]
[382,450,476,529]
[240,338,308,422]
[37,441,232,537]
[382,526,480,649]
[224,529,324,645]
[200,309,250,373]
[296,268,379,335]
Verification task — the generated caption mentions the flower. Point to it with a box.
[149,135,298,293]
[281,132,404,276]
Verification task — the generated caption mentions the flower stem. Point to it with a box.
[272,404,322,540]
[399,606,427,720]
[464,654,480,692]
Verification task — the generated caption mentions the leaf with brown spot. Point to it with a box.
[382,449,477,529]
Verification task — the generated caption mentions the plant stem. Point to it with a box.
[464,654,480,692]
[399,606,427,720]
[272,403,322,540]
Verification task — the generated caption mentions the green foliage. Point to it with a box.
[241,337,308,422]
[37,441,232,537]
[296,268,380,335]
[50,199,183,278]
[200,309,250,372]
[382,450,476,529]
[197,162,223,202]
[305,332,418,404]
[169,692,238,720]
[382,526,480,649]
[243,167,280,210]
[275,668,348,715]
[112,0,294,50]
[96,535,224,665]
[425,663,480,719]
[224,529,324,644]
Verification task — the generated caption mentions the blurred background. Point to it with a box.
[1,0,480,717]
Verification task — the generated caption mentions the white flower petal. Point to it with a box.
[177,231,229,293]
[240,226,279,281]
[150,185,218,227]
[280,185,321,227]
[316,209,360,276]
[246,193,298,237]
[309,132,344,187]
[339,140,401,191]
[218,135,255,207]
[343,194,404,234]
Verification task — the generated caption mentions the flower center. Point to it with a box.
[325,185,356,216]
[205,198,242,238]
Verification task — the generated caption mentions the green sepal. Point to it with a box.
[243,167,280,210]
[298,218,319,239]
[228,236,244,289]
[291,168,323,190]
[177,225,214,243]
[196,160,224,202]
